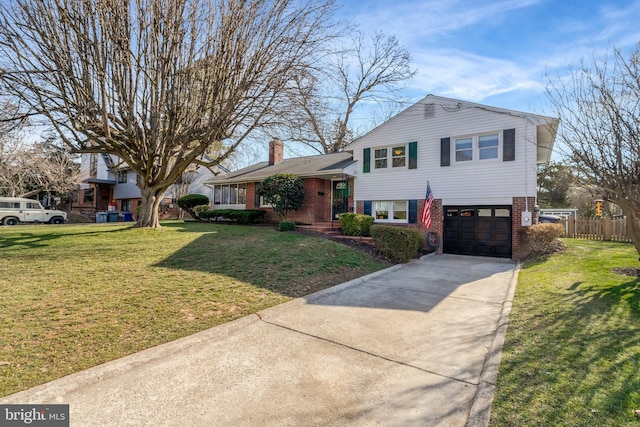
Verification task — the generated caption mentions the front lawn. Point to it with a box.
[491,239,640,426]
[0,221,390,397]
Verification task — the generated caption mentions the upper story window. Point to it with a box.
[374,148,387,169]
[392,146,406,167]
[455,137,473,162]
[454,133,499,163]
[117,169,127,183]
[374,145,406,169]
[479,134,499,160]
[89,154,98,176]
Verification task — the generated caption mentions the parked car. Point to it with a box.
[0,197,67,225]
[538,214,562,224]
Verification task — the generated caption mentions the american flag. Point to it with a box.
[420,182,434,229]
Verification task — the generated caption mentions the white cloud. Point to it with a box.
[352,0,542,42]
[408,49,543,101]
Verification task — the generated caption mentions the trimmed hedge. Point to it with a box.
[339,213,374,236]
[199,209,267,224]
[524,223,565,255]
[370,225,421,263]
[193,204,210,218]
[177,194,209,220]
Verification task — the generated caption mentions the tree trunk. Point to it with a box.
[136,186,164,228]
[621,206,640,261]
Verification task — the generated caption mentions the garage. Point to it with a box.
[443,206,512,258]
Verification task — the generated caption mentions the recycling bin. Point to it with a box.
[96,212,108,223]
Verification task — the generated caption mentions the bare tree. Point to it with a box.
[171,169,198,219]
[0,0,336,227]
[277,31,415,154]
[546,44,640,259]
[0,133,81,198]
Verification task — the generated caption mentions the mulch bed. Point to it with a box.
[294,230,432,262]
[611,267,640,277]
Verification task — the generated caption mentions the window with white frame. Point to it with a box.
[212,183,246,205]
[479,134,499,159]
[454,133,499,162]
[392,146,406,167]
[374,201,408,222]
[374,148,387,169]
[374,145,407,169]
[455,137,473,162]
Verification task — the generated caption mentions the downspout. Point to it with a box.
[521,120,533,226]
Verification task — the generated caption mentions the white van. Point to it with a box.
[0,197,68,225]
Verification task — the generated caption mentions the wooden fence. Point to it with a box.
[562,217,639,242]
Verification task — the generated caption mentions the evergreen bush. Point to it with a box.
[370,225,421,263]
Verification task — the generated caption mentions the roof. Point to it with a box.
[85,178,117,185]
[205,152,356,184]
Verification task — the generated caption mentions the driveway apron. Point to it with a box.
[1,254,517,426]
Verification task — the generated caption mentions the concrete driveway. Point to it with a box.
[1,254,518,426]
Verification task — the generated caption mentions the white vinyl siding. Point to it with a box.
[349,95,544,206]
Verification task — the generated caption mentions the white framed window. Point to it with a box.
[374,148,387,169]
[213,183,246,205]
[374,201,408,222]
[455,137,473,162]
[454,133,500,162]
[479,134,499,160]
[373,145,407,169]
[391,146,406,167]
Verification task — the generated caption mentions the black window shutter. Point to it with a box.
[408,142,418,169]
[408,200,417,223]
[364,200,372,216]
[503,128,515,161]
[440,137,451,166]
[363,148,371,173]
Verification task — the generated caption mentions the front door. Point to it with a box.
[331,180,349,220]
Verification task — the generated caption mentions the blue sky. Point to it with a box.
[336,0,640,117]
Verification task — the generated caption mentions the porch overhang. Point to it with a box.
[85,178,117,185]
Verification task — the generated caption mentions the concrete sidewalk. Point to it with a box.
[1,254,518,426]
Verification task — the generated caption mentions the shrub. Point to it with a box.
[177,194,209,220]
[525,223,565,255]
[278,220,296,231]
[192,204,210,219]
[339,213,374,236]
[198,209,266,224]
[370,225,421,263]
[256,174,304,219]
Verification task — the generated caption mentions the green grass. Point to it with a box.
[491,239,640,426]
[0,221,390,397]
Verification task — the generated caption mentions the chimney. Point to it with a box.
[268,139,284,165]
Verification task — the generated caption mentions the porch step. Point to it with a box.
[296,222,341,234]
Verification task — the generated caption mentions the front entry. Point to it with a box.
[331,180,349,220]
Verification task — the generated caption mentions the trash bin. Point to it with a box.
[122,212,133,222]
[107,212,119,222]
[96,212,108,223]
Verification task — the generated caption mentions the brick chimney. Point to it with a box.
[268,139,284,165]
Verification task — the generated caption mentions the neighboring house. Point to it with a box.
[207,94,559,259]
[75,153,226,216]
[204,139,357,224]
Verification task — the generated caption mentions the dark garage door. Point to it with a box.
[443,206,512,258]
